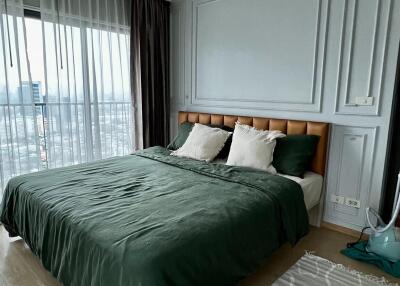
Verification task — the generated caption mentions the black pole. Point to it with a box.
[381,40,400,223]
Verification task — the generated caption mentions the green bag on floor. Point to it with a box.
[341,240,400,278]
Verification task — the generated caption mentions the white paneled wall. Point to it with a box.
[170,0,400,231]
[325,126,377,229]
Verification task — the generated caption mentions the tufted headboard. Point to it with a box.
[178,111,330,176]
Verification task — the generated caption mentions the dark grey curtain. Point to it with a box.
[131,0,170,149]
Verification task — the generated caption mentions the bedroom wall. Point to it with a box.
[169,0,400,231]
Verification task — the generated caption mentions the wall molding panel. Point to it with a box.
[170,1,186,110]
[170,1,187,139]
[190,0,329,112]
[324,125,377,229]
[334,0,393,116]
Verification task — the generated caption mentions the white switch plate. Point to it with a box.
[355,97,374,106]
[330,194,344,204]
[345,198,361,209]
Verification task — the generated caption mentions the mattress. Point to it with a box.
[213,159,324,211]
[278,172,323,210]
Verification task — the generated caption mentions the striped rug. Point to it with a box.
[272,253,397,286]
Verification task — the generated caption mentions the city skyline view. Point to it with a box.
[0,14,132,192]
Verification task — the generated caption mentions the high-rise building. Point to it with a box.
[19,81,42,103]
[31,82,42,103]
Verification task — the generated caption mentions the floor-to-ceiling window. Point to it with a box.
[0,0,132,195]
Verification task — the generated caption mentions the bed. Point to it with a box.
[0,112,329,286]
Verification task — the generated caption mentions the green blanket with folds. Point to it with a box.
[0,146,309,286]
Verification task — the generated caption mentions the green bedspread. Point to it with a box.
[0,146,309,286]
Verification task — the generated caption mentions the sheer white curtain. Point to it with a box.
[0,0,133,195]
[39,0,132,168]
[0,0,41,192]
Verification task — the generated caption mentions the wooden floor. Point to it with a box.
[1,225,399,286]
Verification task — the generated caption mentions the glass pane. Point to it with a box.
[0,11,132,195]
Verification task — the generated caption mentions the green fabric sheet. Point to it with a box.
[341,241,400,278]
[0,146,309,286]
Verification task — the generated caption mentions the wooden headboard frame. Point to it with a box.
[178,111,330,176]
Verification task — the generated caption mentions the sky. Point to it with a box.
[1,14,130,102]
[25,17,46,95]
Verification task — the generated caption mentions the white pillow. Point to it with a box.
[226,122,285,173]
[171,123,231,162]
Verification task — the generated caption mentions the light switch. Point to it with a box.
[331,194,344,204]
[355,97,374,106]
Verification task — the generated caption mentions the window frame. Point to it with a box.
[23,8,40,19]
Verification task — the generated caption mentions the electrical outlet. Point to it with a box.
[330,194,344,204]
[355,97,374,106]
[345,198,360,209]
